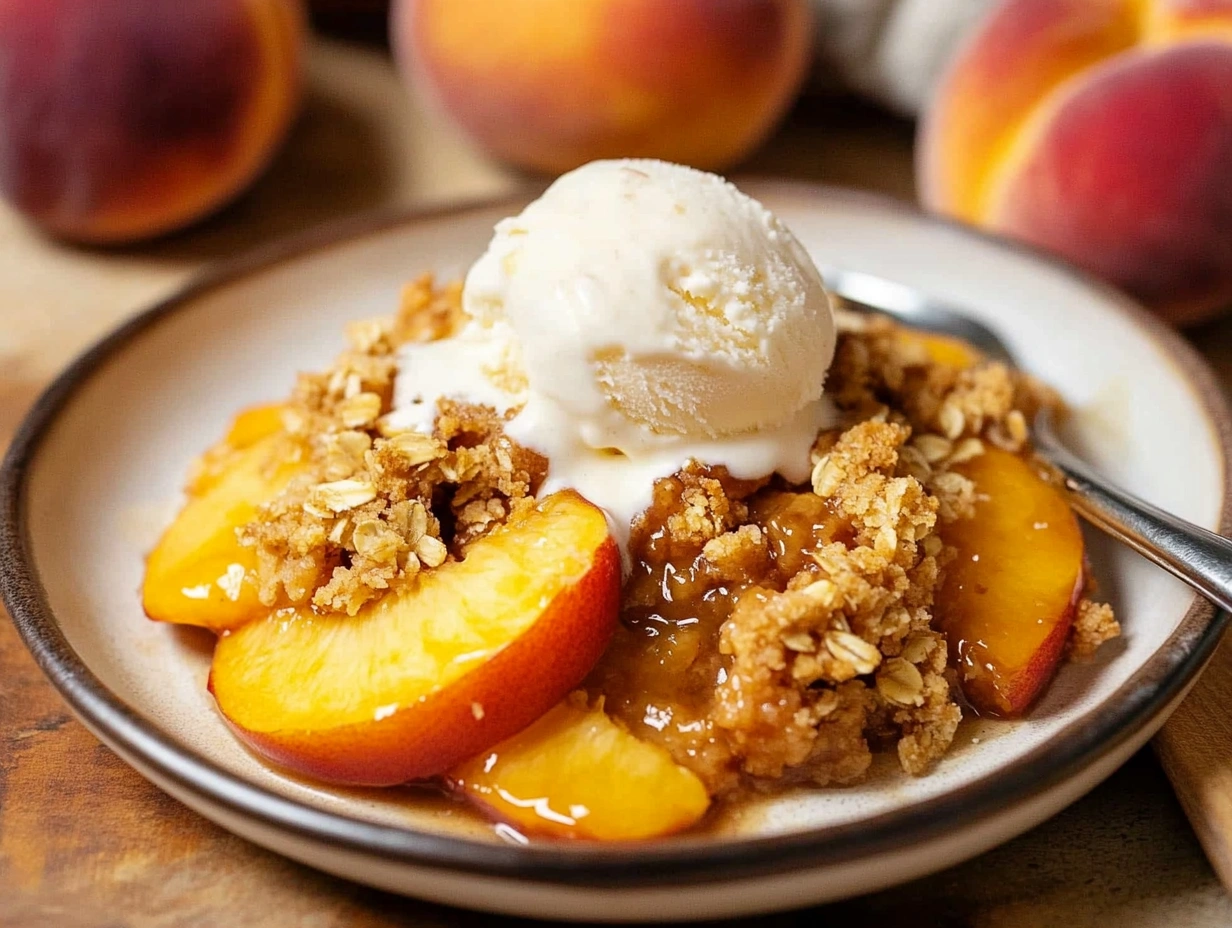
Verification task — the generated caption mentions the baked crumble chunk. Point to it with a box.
[237,277,546,617]
[227,276,1118,796]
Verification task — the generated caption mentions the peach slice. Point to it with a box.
[896,330,983,370]
[143,410,306,633]
[934,448,1085,716]
[449,693,710,841]
[221,402,287,451]
[209,491,621,786]
[186,402,288,497]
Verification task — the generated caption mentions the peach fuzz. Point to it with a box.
[392,0,813,174]
[0,0,305,243]
[919,0,1232,324]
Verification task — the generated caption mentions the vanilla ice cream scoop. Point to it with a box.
[463,159,836,452]
[393,159,838,556]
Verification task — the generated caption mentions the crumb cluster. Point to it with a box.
[237,276,543,616]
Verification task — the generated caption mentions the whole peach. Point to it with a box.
[393,0,813,174]
[0,0,305,243]
[919,0,1232,325]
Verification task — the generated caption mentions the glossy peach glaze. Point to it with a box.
[143,405,308,634]
[449,693,709,840]
[587,471,850,793]
[935,449,1085,717]
[445,475,850,839]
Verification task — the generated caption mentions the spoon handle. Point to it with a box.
[1035,426,1232,614]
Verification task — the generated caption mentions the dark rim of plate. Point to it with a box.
[2,184,1230,889]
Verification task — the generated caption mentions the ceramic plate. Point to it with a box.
[4,184,1230,922]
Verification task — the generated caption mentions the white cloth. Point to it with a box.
[811,0,997,114]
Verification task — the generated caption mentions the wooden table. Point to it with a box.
[4,38,1232,928]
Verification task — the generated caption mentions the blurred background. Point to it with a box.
[3,0,1229,337]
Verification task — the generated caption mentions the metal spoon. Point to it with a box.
[822,265,1232,615]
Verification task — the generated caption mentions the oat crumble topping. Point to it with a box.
[218,276,1118,795]
[1068,600,1121,662]
[237,276,545,617]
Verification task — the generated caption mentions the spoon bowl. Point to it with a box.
[824,266,1232,617]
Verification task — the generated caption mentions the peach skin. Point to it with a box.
[392,0,813,174]
[934,448,1086,717]
[0,0,305,243]
[209,491,622,786]
[919,0,1232,324]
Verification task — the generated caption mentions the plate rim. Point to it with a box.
[3,182,1230,888]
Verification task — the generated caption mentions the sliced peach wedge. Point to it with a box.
[934,447,1085,716]
[218,402,288,453]
[209,491,621,786]
[143,405,307,633]
[896,329,984,369]
[448,693,710,841]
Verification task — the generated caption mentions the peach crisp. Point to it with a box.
[143,162,1119,841]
